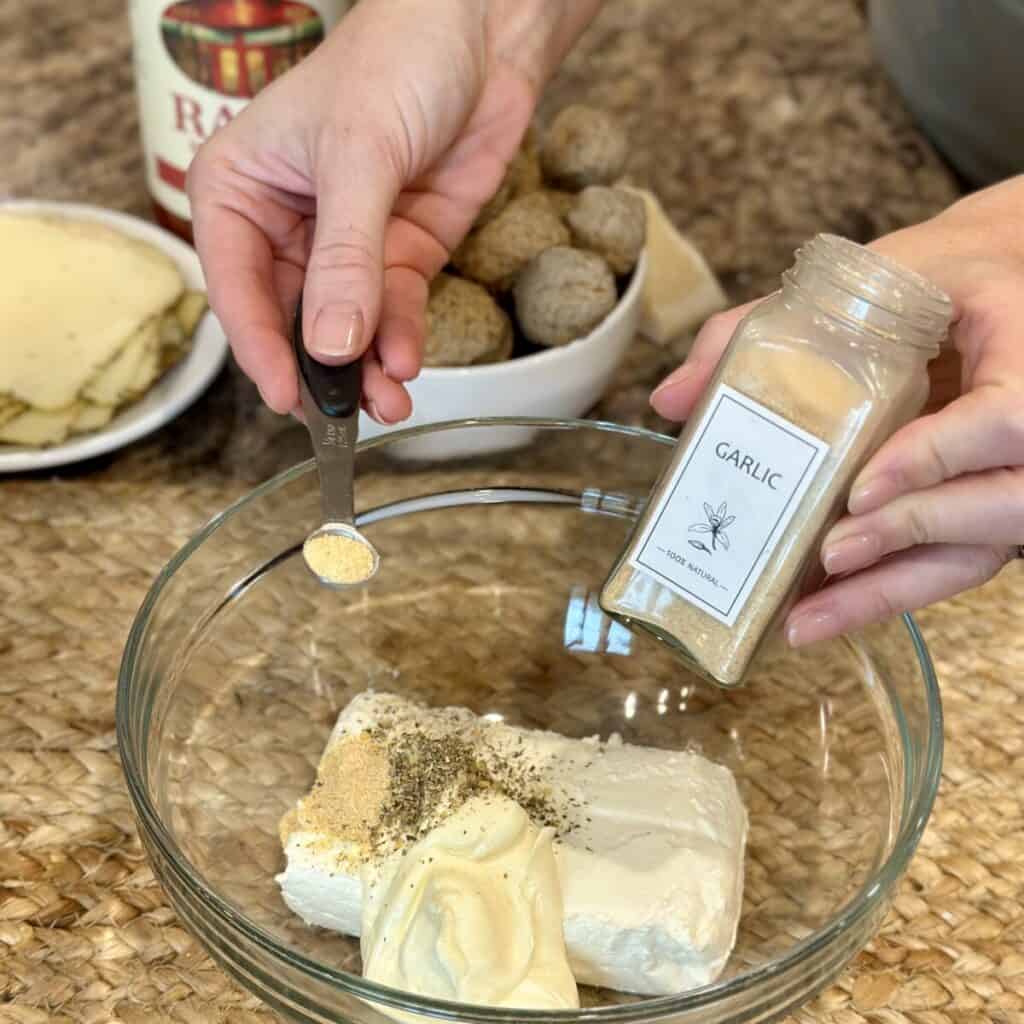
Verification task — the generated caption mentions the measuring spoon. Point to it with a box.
[292,294,380,588]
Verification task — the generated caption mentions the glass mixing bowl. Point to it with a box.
[117,419,942,1024]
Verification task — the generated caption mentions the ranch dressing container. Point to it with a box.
[600,234,952,687]
[129,0,352,242]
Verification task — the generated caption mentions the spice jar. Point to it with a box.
[600,234,953,687]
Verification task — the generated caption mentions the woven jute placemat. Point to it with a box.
[3,437,1024,1024]
[3,0,1022,1021]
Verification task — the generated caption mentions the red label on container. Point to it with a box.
[156,157,188,192]
[160,0,325,98]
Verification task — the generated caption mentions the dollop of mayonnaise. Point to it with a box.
[360,794,579,1011]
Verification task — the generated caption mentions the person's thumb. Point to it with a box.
[302,142,400,365]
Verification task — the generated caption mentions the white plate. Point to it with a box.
[0,200,228,474]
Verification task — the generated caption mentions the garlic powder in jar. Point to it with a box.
[600,234,953,687]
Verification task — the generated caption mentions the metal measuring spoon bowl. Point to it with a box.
[302,521,380,590]
[292,294,380,588]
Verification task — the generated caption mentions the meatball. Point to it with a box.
[540,105,629,189]
[567,186,646,274]
[424,273,513,366]
[453,193,570,290]
[507,147,543,198]
[541,188,577,223]
[514,246,617,347]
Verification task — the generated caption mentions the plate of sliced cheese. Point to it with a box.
[0,200,228,473]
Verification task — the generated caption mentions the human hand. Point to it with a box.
[187,0,600,422]
[650,175,1024,645]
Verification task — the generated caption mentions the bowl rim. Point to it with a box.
[117,416,944,1023]
[411,249,647,380]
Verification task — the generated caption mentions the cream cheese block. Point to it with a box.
[277,691,747,996]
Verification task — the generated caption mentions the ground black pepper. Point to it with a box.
[361,718,576,859]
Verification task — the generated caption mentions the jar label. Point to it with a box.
[629,385,829,627]
[130,0,351,221]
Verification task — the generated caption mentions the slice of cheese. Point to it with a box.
[0,213,184,410]
[0,404,81,446]
[626,187,728,346]
[82,319,158,406]
[0,398,26,427]
[159,310,186,348]
[125,324,162,400]
[174,290,208,336]
[71,402,116,435]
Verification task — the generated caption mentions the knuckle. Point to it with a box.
[1001,402,1024,455]
[358,129,406,184]
[923,429,955,483]
[903,504,933,547]
[975,546,1007,586]
[324,117,406,185]
[388,106,418,183]
[990,466,1024,527]
[310,232,377,277]
[869,586,902,623]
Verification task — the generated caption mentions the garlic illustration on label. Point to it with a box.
[688,501,735,555]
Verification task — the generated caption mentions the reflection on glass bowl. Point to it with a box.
[117,418,942,1024]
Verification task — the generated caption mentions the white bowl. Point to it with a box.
[360,251,647,459]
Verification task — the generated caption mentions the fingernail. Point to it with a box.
[310,302,363,361]
[787,608,839,648]
[651,363,695,397]
[366,399,396,426]
[848,473,893,515]
[257,384,286,416]
[822,532,881,576]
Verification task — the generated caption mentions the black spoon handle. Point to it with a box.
[292,293,362,419]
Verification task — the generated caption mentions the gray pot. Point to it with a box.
[869,0,1024,185]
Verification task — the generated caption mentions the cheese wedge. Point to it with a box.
[625,187,728,345]
[0,213,183,410]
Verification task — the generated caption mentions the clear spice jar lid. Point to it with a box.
[599,234,953,687]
